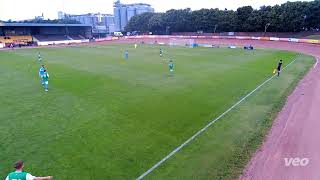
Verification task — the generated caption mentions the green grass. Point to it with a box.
[0,44,314,179]
[304,35,320,40]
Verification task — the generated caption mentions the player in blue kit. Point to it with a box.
[39,65,46,86]
[124,50,129,60]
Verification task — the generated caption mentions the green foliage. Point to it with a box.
[163,9,193,32]
[125,12,154,32]
[236,6,254,31]
[148,13,165,33]
[125,1,320,33]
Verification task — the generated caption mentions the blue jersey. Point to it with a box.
[125,52,128,59]
[39,67,45,77]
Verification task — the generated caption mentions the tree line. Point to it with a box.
[125,0,320,34]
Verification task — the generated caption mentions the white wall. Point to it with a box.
[37,39,89,46]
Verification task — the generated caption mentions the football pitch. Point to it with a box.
[0,44,314,179]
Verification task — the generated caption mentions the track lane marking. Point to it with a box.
[314,58,319,68]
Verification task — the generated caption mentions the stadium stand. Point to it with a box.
[0,36,33,45]
[68,35,85,40]
[0,23,92,46]
[33,35,69,42]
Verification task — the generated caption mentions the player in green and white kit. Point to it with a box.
[5,160,52,180]
[168,60,174,76]
[43,70,49,92]
[38,52,42,62]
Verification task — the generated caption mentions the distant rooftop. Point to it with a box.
[113,1,151,7]
[126,3,152,6]
[0,23,91,27]
[66,13,114,17]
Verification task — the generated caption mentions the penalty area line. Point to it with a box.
[136,55,300,180]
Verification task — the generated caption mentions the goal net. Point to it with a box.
[169,38,196,48]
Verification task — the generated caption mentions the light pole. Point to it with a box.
[264,23,271,37]
[214,24,218,34]
[303,15,307,31]
[166,26,170,35]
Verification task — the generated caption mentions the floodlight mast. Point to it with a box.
[264,23,271,36]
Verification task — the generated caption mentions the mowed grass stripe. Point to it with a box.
[0,45,306,179]
[137,54,300,180]
[147,55,314,179]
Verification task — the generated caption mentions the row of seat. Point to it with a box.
[0,36,33,43]
[33,35,70,41]
[0,35,86,44]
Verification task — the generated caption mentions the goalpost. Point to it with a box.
[169,38,196,48]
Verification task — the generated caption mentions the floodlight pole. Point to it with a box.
[303,15,307,31]
[264,23,271,37]
[214,25,218,34]
[166,26,170,35]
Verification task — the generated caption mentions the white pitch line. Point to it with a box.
[314,58,319,68]
[136,55,300,180]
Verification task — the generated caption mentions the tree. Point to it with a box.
[279,1,309,32]
[162,9,193,32]
[125,1,320,33]
[216,10,237,32]
[305,0,320,30]
[236,6,254,31]
[191,9,211,32]
[148,13,165,34]
[125,12,154,32]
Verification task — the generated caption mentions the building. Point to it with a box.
[35,14,44,20]
[58,11,65,19]
[58,0,154,34]
[113,0,154,31]
[104,15,115,33]
[127,6,136,22]
[62,13,97,25]
[60,13,114,36]
[120,6,128,31]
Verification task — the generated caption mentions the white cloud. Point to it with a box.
[0,0,312,21]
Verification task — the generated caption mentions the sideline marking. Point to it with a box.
[136,55,300,180]
[314,58,318,68]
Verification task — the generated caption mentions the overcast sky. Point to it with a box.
[0,0,312,21]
